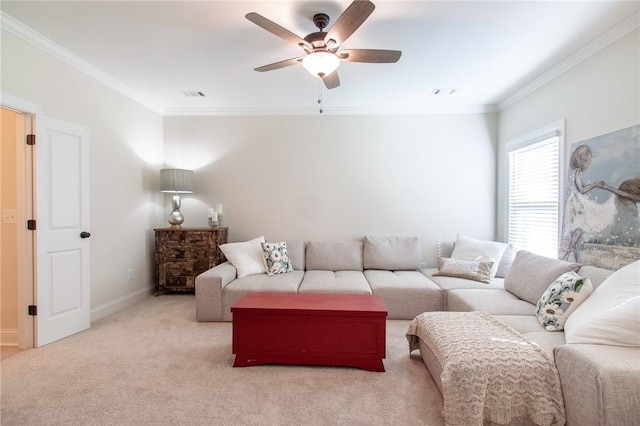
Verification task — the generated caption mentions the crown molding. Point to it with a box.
[1,11,164,115]
[497,10,640,111]
[163,104,498,116]
[1,91,42,114]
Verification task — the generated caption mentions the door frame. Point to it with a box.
[1,93,40,349]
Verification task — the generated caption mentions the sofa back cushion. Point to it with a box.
[284,240,306,271]
[504,250,581,305]
[305,240,363,271]
[363,235,421,270]
[576,264,614,289]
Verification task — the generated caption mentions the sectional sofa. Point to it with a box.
[423,252,640,426]
[195,235,640,426]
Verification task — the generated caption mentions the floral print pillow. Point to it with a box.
[261,241,294,276]
[536,271,593,331]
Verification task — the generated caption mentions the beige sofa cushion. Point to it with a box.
[496,316,568,353]
[305,240,363,271]
[283,240,306,271]
[297,270,371,294]
[495,315,544,334]
[364,270,443,319]
[447,289,535,315]
[221,270,305,321]
[521,330,567,354]
[363,235,421,270]
[504,250,580,305]
[577,264,614,289]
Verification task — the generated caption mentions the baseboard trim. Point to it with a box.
[1,329,19,346]
[91,286,154,322]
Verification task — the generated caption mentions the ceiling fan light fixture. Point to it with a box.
[302,51,340,78]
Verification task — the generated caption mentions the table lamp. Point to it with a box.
[160,168,194,228]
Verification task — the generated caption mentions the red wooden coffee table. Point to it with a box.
[231,292,388,372]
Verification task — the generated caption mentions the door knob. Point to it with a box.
[80,232,91,238]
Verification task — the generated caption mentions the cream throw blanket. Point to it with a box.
[407,311,565,426]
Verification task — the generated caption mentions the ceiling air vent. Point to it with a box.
[431,88,457,95]
[181,91,206,97]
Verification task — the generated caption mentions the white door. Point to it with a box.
[35,116,90,347]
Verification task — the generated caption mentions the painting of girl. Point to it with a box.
[560,125,640,269]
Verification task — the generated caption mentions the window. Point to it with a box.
[506,126,562,258]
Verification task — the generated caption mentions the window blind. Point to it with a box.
[507,135,560,258]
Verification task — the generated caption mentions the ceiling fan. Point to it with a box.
[246,0,402,90]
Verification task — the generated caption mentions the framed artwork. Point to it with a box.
[559,124,640,269]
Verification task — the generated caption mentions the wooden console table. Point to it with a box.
[154,227,228,295]
[231,292,387,371]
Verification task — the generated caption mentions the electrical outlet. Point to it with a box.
[127,269,134,282]
[3,209,18,224]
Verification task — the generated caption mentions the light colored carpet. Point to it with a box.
[1,295,444,425]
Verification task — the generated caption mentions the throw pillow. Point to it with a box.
[219,236,267,278]
[495,243,517,278]
[450,235,508,278]
[503,251,581,305]
[363,235,421,270]
[433,257,494,283]
[261,241,294,276]
[564,260,640,347]
[536,271,593,331]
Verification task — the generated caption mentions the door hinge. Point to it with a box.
[26,134,36,145]
[28,305,37,316]
[27,219,36,230]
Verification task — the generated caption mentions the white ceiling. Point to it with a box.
[1,1,638,115]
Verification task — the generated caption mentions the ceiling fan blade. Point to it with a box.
[254,57,303,72]
[324,0,375,47]
[246,12,312,51]
[322,71,340,90]
[339,49,402,63]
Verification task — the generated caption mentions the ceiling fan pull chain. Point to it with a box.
[318,80,324,114]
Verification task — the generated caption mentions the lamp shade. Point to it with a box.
[302,51,340,77]
[160,169,194,193]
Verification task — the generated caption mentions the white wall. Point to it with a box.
[164,113,498,265]
[1,30,165,318]
[497,29,640,241]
